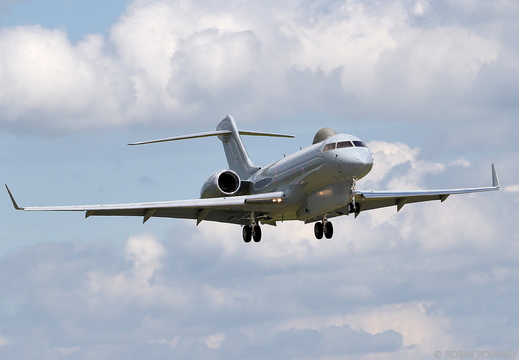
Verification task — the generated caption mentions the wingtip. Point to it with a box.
[492,164,500,189]
[5,184,24,210]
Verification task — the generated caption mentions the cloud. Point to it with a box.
[3,137,516,359]
[0,0,517,134]
[200,332,225,349]
[0,1,518,358]
[505,185,519,193]
[276,301,454,357]
[0,25,133,133]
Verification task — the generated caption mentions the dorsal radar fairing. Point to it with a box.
[313,127,337,144]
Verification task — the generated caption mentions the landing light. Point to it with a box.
[245,197,284,205]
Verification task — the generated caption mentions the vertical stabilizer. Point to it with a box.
[216,115,260,179]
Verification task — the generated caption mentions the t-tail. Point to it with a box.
[128,115,294,179]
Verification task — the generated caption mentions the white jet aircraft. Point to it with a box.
[6,115,500,242]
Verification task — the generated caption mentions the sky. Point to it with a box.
[0,0,518,359]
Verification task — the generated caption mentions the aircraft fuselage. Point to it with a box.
[249,134,373,222]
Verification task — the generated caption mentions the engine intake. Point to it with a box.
[200,170,241,198]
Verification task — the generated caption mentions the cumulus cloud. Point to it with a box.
[0,0,518,359]
[0,138,516,359]
[0,0,516,133]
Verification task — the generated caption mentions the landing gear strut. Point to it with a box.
[348,177,361,214]
[314,220,333,240]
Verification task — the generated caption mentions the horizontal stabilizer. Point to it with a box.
[129,130,294,146]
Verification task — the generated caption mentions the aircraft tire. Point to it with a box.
[355,203,361,213]
[243,225,252,243]
[347,203,355,213]
[314,222,324,240]
[324,221,333,239]
[253,225,262,242]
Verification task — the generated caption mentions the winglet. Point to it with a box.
[5,185,24,210]
[492,164,500,188]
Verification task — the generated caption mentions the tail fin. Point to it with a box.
[216,115,259,178]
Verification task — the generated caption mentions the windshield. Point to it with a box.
[323,140,367,151]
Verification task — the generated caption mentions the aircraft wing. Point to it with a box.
[5,185,285,225]
[354,164,500,213]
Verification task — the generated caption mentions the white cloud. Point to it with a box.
[0,335,8,346]
[0,164,516,359]
[0,0,518,358]
[87,234,188,312]
[125,233,164,280]
[277,301,458,358]
[505,185,519,193]
[0,0,515,133]
[200,332,225,349]
[364,140,444,190]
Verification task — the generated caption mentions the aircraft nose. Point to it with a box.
[351,151,373,170]
[335,149,373,177]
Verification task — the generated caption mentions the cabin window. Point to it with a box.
[337,141,353,148]
[352,140,367,147]
[323,143,336,151]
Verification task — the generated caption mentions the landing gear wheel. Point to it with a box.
[324,221,333,239]
[242,225,252,243]
[347,203,355,214]
[253,225,262,242]
[314,222,324,240]
[348,202,361,214]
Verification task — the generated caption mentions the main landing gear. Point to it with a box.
[313,197,360,240]
[314,220,333,240]
[242,211,262,243]
[347,202,360,214]
[242,224,262,243]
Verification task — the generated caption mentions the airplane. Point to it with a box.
[6,115,500,242]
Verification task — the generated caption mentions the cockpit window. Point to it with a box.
[352,140,367,147]
[324,140,367,151]
[323,143,336,151]
[337,141,353,148]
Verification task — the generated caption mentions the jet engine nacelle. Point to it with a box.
[200,170,241,198]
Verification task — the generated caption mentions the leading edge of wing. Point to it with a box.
[358,164,499,200]
[6,189,285,213]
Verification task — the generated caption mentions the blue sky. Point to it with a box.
[0,0,127,42]
[0,0,518,359]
